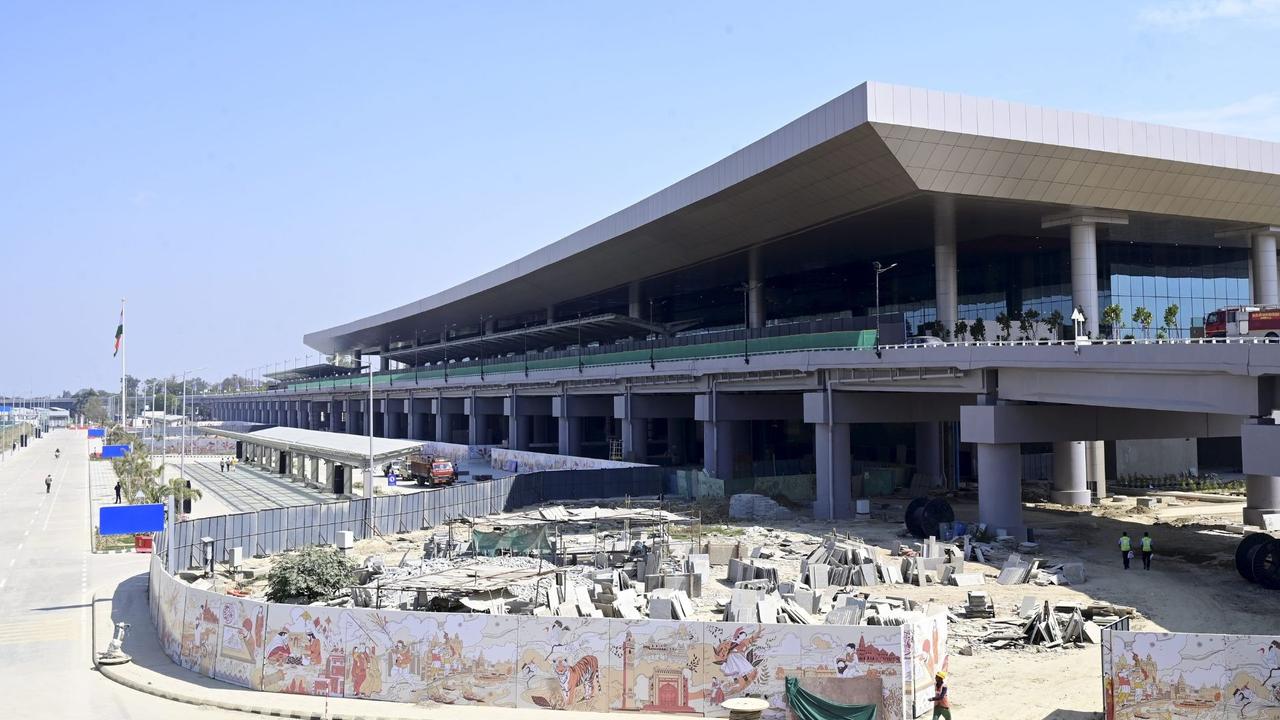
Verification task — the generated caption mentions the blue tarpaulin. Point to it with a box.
[101,444,130,458]
[99,504,165,535]
[88,427,105,438]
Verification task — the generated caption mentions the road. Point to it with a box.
[0,428,250,719]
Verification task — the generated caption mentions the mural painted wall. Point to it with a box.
[903,608,950,717]
[1103,630,1280,719]
[149,560,912,718]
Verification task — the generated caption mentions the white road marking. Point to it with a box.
[6,559,13,568]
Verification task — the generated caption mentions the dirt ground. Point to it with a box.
[216,494,1279,720]
[689,497,1280,720]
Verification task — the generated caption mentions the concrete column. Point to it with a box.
[435,410,448,443]
[702,420,738,479]
[329,404,343,433]
[347,399,363,436]
[558,416,584,456]
[1245,475,1280,527]
[1044,210,1126,339]
[1252,231,1279,305]
[1089,441,1107,499]
[509,413,532,451]
[915,421,942,486]
[1051,441,1090,505]
[310,456,319,487]
[1070,222,1100,338]
[748,246,764,329]
[976,442,1023,536]
[814,421,852,520]
[933,194,957,337]
[405,397,417,440]
[323,460,336,493]
[628,282,643,319]
[622,416,646,462]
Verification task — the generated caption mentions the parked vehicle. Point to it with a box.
[405,455,458,486]
[1204,306,1280,338]
[905,335,946,346]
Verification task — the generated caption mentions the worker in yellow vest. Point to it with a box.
[1119,532,1132,570]
[1140,532,1153,571]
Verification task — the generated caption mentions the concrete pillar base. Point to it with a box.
[1051,489,1092,505]
[1244,474,1280,527]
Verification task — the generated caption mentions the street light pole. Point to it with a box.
[873,261,898,351]
[367,359,375,499]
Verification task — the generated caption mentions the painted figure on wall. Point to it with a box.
[713,626,765,696]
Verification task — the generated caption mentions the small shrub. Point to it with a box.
[265,546,357,604]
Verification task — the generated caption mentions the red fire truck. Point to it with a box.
[1204,306,1280,338]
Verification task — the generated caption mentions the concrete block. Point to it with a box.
[1263,513,1280,532]
[951,573,984,586]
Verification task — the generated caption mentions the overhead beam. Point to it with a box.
[961,404,1243,444]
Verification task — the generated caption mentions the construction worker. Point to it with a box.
[929,671,951,719]
[1119,531,1132,570]
[1140,532,1154,570]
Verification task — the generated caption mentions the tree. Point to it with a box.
[970,317,986,342]
[954,319,969,342]
[1132,306,1153,339]
[1163,304,1180,339]
[1022,309,1041,340]
[1102,304,1124,340]
[266,546,357,603]
[995,312,1011,341]
[1045,309,1065,340]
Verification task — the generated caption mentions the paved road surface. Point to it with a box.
[0,428,249,719]
[180,459,330,513]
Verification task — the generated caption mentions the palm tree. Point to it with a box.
[1163,304,1180,339]
[137,477,203,508]
[1102,304,1124,340]
[1132,306,1153,339]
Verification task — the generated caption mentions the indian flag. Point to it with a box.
[113,308,123,357]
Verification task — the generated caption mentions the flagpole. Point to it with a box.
[120,298,126,428]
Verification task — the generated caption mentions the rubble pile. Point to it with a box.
[953,595,1136,653]
[729,493,793,521]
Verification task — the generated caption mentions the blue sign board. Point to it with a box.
[87,427,105,438]
[101,444,130,459]
[99,503,166,535]
[386,472,398,487]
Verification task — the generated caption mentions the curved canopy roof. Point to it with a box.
[305,81,1280,355]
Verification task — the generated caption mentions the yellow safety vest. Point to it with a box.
[1119,537,1131,552]
[1141,537,1152,552]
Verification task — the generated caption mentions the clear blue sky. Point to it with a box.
[2,1,1278,395]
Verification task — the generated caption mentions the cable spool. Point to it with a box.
[904,497,929,538]
[1247,538,1280,590]
[904,496,955,539]
[1235,533,1273,582]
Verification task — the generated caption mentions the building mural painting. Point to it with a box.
[1102,630,1280,719]
[149,554,920,718]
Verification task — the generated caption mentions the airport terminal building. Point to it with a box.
[202,82,1280,532]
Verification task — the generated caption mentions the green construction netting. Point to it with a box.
[471,525,553,556]
[784,677,877,720]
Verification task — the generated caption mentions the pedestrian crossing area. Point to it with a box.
[0,615,78,646]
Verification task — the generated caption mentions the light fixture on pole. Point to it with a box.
[873,261,898,356]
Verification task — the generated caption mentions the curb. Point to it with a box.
[96,659,435,720]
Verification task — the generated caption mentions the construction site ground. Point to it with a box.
[204,492,1280,720]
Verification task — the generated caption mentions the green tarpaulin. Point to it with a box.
[785,677,877,720]
[471,525,552,555]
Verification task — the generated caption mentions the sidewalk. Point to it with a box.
[93,572,618,720]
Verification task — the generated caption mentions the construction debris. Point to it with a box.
[729,493,793,521]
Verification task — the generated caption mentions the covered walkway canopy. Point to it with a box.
[202,424,424,466]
